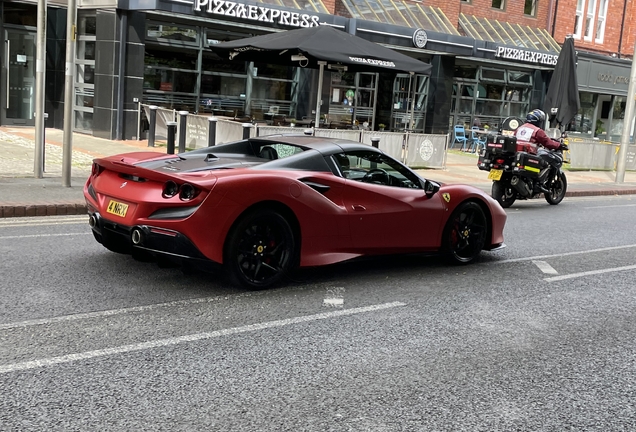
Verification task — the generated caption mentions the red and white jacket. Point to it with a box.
[515,123,561,150]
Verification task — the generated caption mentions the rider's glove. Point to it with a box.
[559,142,569,151]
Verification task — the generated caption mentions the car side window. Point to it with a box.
[257,143,305,160]
[332,151,422,189]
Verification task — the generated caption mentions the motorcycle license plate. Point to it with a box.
[488,169,503,181]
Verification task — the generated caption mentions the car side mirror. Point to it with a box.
[424,180,440,198]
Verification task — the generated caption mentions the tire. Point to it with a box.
[544,171,567,205]
[224,208,296,289]
[442,202,488,264]
[491,181,516,208]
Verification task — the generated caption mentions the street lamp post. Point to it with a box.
[616,42,636,183]
[34,0,47,178]
[62,0,77,187]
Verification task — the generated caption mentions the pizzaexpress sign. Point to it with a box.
[194,0,321,28]
[495,46,558,66]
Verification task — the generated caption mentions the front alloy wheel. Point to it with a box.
[544,171,567,205]
[443,202,488,264]
[225,209,296,289]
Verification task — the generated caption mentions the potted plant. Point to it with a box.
[378,123,386,131]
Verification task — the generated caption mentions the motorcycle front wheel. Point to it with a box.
[491,181,516,208]
[545,172,567,205]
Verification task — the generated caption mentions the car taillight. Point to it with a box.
[91,163,104,177]
[179,183,197,201]
[162,181,179,198]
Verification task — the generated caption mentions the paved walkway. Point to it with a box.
[1,126,635,217]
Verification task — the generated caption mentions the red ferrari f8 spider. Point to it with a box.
[84,135,506,289]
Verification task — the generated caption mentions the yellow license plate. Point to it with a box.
[488,169,503,181]
[106,200,129,218]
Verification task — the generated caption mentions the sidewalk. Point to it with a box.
[1,126,636,218]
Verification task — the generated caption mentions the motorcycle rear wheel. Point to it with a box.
[491,181,516,208]
[544,172,567,205]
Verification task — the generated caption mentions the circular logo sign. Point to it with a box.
[419,139,434,161]
[413,29,428,49]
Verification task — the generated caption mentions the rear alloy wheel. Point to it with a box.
[491,181,516,208]
[544,171,567,205]
[443,202,488,264]
[225,209,296,289]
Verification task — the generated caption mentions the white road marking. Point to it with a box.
[0,302,405,374]
[0,232,90,240]
[0,293,266,330]
[323,298,344,307]
[533,260,558,274]
[495,244,636,264]
[584,204,636,209]
[544,264,636,282]
[0,216,87,227]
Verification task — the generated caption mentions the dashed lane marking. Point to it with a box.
[544,264,636,282]
[533,260,558,275]
[0,302,405,374]
[0,232,90,240]
[495,244,636,264]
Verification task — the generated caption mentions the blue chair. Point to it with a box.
[453,125,468,150]
[470,126,487,152]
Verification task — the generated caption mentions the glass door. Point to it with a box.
[3,29,36,125]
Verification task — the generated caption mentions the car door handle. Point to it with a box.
[352,205,366,211]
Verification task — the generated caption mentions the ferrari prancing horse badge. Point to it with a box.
[443,193,451,203]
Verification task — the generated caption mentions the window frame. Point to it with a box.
[574,0,585,39]
[584,0,597,41]
[523,0,537,17]
[595,0,608,43]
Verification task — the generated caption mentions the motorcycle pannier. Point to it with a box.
[515,152,547,177]
[485,135,517,155]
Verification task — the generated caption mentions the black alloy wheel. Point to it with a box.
[544,171,567,205]
[443,202,488,264]
[225,209,296,289]
[491,180,516,208]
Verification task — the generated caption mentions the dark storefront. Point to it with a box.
[1,0,564,141]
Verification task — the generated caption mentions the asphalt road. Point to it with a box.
[1,195,635,431]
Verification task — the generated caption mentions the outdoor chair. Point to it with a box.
[453,125,469,150]
[470,126,487,152]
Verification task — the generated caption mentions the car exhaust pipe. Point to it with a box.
[131,228,143,245]
[88,215,96,228]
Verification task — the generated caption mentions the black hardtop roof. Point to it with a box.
[253,134,382,155]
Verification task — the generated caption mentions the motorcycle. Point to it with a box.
[477,117,568,208]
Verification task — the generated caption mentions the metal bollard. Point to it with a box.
[178,110,188,153]
[148,105,157,147]
[371,137,380,148]
[166,121,177,154]
[242,123,252,140]
[208,117,217,147]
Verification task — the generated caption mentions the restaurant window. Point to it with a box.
[491,0,505,10]
[451,65,532,132]
[143,47,199,111]
[327,72,380,130]
[146,21,199,46]
[569,92,596,135]
[524,0,537,16]
[250,63,296,121]
[391,74,428,133]
[574,0,585,38]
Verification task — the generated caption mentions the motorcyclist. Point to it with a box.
[515,109,568,170]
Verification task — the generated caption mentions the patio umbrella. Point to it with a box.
[543,36,580,129]
[211,25,432,125]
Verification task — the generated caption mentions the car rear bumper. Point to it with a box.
[88,211,216,265]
